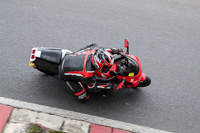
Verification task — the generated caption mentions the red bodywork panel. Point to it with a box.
[116,52,142,87]
[140,73,146,82]
[96,52,144,88]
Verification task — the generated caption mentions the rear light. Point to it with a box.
[30,48,37,62]
[31,55,35,59]
[29,47,40,67]
[32,49,36,54]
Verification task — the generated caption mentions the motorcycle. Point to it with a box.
[29,39,151,90]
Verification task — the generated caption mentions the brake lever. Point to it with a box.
[117,78,126,90]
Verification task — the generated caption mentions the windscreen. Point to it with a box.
[117,57,139,76]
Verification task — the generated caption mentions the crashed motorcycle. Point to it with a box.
[29,39,151,90]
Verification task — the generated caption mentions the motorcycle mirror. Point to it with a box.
[124,39,129,54]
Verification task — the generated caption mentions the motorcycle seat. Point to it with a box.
[39,49,62,65]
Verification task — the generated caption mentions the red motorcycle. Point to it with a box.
[94,39,151,90]
[29,39,151,90]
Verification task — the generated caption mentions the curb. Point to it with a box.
[0,104,132,133]
[0,104,13,133]
[90,124,132,133]
[0,97,173,133]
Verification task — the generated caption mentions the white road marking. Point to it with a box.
[0,97,173,133]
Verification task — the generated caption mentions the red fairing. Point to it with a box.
[116,52,142,87]
[140,73,146,82]
[95,62,118,79]
[96,52,143,87]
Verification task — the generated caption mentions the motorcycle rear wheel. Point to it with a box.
[36,66,56,76]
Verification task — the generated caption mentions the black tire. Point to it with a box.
[137,76,151,87]
[36,66,56,76]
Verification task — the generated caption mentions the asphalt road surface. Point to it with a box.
[0,0,200,133]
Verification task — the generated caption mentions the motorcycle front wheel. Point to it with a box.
[137,76,151,87]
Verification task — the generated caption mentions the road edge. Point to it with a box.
[0,97,172,133]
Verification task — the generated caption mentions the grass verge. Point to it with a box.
[29,124,64,133]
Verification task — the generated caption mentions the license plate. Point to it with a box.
[29,62,34,66]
